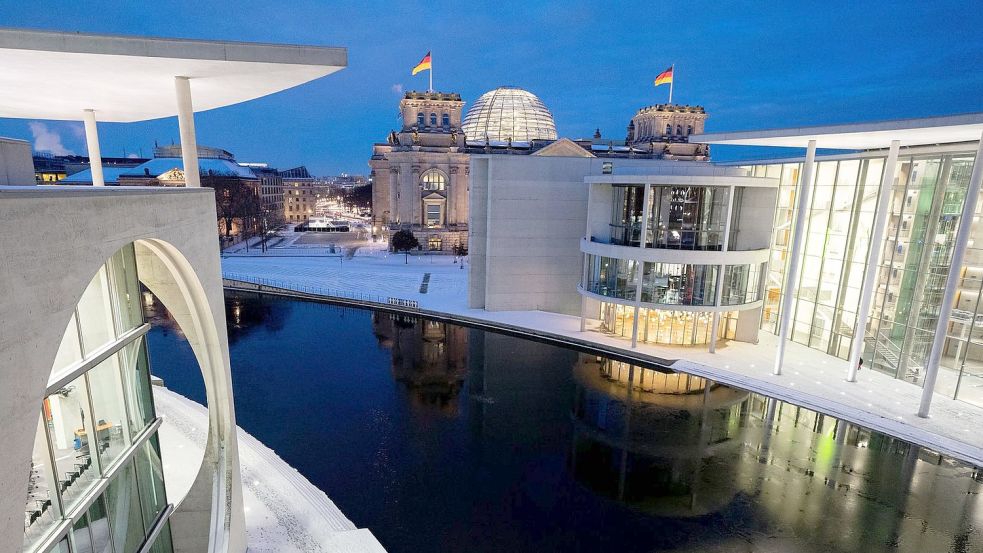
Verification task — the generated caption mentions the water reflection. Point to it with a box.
[372,313,468,414]
[146,292,983,553]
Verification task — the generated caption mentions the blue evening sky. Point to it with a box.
[0,1,981,175]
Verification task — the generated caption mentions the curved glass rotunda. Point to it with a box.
[461,86,558,143]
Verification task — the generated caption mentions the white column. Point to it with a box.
[710,185,736,353]
[918,130,983,417]
[630,184,652,348]
[847,140,901,381]
[175,76,201,188]
[82,109,104,187]
[774,140,817,375]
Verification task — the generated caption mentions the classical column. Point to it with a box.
[847,140,901,381]
[918,130,983,417]
[174,76,200,188]
[630,184,652,348]
[709,184,736,353]
[774,140,817,375]
[82,109,104,187]
[448,166,458,224]
[389,167,399,224]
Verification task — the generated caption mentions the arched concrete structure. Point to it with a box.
[0,185,245,553]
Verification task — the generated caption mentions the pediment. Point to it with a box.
[532,138,595,158]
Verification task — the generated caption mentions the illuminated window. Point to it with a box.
[428,235,442,250]
[420,169,446,191]
[426,204,442,227]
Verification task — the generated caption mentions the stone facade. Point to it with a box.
[369,91,470,253]
[626,104,710,160]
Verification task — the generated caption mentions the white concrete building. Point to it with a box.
[467,144,773,327]
[0,28,348,553]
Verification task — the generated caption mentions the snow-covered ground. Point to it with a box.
[223,251,468,309]
[154,387,386,553]
[221,249,983,466]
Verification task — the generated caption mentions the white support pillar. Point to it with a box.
[847,140,901,381]
[82,109,104,187]
[630,184,652,348]
[918,130,983,417]
[581,182,594,332]
[710,185,737,353]
[774,140,817,375]
[175,76,201,188]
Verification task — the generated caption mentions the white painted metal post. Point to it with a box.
[630,184,652,348]
[710,185,736,353]
[774,140,817,375]
[82,109,104,187]
[175,76,201,188]
[918,131,983,417]
[847,140,900,382]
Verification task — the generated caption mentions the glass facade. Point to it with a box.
[599,302,739,346]
[23,244,173,553]
[750,149,983,407]
[584,254,761,309]
[461,86,558,143]
[608,184,731,250]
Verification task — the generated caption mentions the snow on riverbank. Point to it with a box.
[154,386,386,553]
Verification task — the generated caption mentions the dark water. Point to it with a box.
[147,291,983,553]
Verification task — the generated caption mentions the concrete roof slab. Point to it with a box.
[0,28,347,122]
[691,113,983,150]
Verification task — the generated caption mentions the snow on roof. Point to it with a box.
[61,157,257,184]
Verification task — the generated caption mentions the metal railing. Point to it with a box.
[222,272,419,309]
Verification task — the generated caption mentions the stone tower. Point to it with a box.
[369,91,470,252]
[625,104,709,160]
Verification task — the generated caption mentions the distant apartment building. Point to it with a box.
[281,166,333,224]
[241,163,285,229]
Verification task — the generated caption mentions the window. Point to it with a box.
[430,112,437,126]
[676,125,683,135]
[665,124,672,136]
[426,204,442,227]
[687,125,693,135]
[441,113,450,127]
[428,235,443,251]
[420,169,446,191]
[417,112,424,126]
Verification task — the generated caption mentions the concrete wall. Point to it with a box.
[733,186,779,251]
[469,155,595,315]
[0,137,34,185]
[0,186,246,553]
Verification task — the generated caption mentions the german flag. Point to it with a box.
[412,52,432,76]
[654,66,673,87]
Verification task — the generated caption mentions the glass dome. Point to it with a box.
[462,86,558,143]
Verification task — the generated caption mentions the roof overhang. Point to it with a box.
[691,113,983,150]
[0,28,347,122]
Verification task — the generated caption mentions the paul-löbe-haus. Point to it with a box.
[589,117,983,411]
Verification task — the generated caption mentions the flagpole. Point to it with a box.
[669,63,674,104]
[429,50,433,93]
